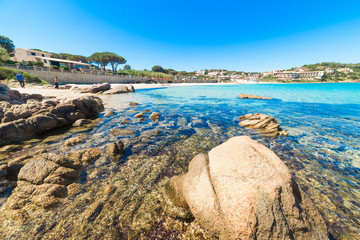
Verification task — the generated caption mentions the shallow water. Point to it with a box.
[104,83,360,238]
[2,83,360,239]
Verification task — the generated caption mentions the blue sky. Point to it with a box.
[1,0,360,72]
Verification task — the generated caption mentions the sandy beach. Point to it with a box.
[11,82,240,104]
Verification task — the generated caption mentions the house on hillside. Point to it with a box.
[337,68,353,74]
[294,67,309,72]
[11,48,94,70]
[325,68,334,74]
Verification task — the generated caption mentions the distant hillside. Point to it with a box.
[300,62,360,71]
[286,62,360,82]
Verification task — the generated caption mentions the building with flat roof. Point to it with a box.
[12,48,92,69]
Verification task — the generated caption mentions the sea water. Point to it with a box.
[6,83,359,238]
[103,83,360,237]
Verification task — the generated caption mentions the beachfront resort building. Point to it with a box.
[11,48,93,70]
[263,68,324,80]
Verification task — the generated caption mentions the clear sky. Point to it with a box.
[1,0,360,72]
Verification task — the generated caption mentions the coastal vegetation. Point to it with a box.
[117,69,173,78]
[0,67,46,84]
[0,35,15,54]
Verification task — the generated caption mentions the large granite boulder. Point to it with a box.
[89,82,111,93]
[103,85,135,94]
[0,96,104,145]
[239,113,288,137]
[169,136,328,239]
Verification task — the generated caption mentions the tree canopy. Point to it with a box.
[0,35,15,53]
[123,64,131,70]
[152,65,164,72]
[52,53,88,63]
[0,46,10,61]
[88,52,126,71]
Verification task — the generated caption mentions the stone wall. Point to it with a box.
[21,69,140,84]
[7,66,218,84]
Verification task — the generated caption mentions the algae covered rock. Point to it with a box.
[112,128,135,136]
[169,136,328,239]
[6,148,102,210]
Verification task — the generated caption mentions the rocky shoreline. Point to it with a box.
[0,83,104,146]
[0,82,332,239]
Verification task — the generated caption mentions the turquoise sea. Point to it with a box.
[102,83,360,238]
[11,83,358,238]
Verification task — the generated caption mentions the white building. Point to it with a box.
[338,68,353,74]
[12,48,92,69]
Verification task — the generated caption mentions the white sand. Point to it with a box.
[11,82,243,108]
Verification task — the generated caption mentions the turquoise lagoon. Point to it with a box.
[9,83,359,238]
[102,83,360,238]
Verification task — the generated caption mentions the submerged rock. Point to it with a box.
[169,136,328,239]
[134,112,145,118]
[129,102,139,107]
[239,113,288,137]
[73,118,91,127]
[121,118,131,124]
[237,93,272,99]
[149,112,160,121]
[112,129,135,136]
[6,149,101,209]
[64,137,83,146]
[107,140,124,161]
[103,110,115,116]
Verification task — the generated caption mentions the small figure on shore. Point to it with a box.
[54,76,59,89]
[15,73,25,88]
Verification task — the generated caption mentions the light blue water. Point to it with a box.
[103,83,360,238]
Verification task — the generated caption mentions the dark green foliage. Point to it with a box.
[26,61,44,67]
[59,65,69,70]
[123,64,131,70]
[0,67,44,83]
[117,69,172,78]
[152,65,164,72]
[51,65,59,69]
[0,35,15,53]
[88,52,126,72]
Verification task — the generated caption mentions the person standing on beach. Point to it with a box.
[15,73,25,88]
[54,76,59,89]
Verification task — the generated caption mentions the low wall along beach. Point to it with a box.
[4,64,217,84]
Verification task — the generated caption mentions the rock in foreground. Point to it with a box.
[237,93,272,99]
[6,148,101,209]
[0,95,104,145]
[239,113,288,137]
[169,136,328,239]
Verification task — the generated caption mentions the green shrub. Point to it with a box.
[0,67,47,84]
[51,65,59,69]
[26,61,44,67]
[59,65,69,70]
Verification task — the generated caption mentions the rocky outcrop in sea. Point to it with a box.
[239,113,288,137]
[168,136,328,239]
